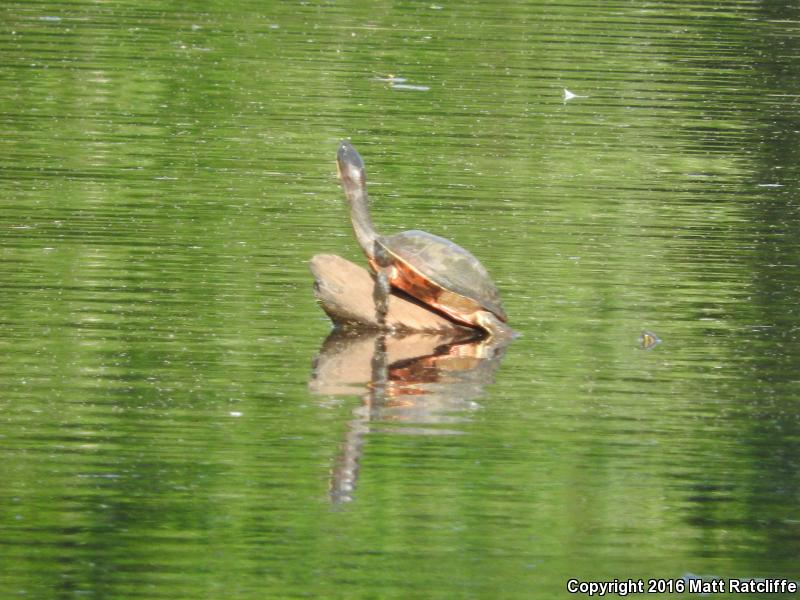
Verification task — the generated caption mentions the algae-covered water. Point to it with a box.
[2,1,799,598]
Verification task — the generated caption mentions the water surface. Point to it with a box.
[2,1,799,598]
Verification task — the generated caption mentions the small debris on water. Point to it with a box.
[563,88,588,102]
[229,411,243,417]
[639,331,661,350]
[374,74,429,92]
[374,75,406,83]
[392,83,430,91]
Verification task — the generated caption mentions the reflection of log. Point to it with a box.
[309,329,479,396]
[310,254,473,334]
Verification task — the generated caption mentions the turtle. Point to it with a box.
[336,140,513,339]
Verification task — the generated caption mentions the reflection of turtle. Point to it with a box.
[336,141,513,339]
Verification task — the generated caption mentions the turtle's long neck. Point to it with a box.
[344,182,379,256]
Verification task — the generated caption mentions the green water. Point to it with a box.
[2,1,799,598]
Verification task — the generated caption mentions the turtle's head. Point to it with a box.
[337,140,366,192]
[336,140,378,253]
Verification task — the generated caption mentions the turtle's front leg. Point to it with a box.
[373,241,392,328]
[374,269,390,327]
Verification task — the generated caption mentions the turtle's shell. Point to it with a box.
[373,229,507,326]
